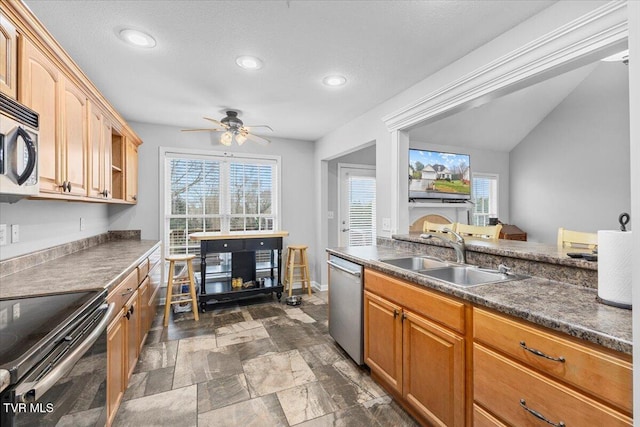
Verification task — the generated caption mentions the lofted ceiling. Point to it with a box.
[24,0,555,142]
[408,62,599,152]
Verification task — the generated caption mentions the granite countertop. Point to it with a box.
[0,240,161,299]
[394,233,598,270]
[327,245,632,355]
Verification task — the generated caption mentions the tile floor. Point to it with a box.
[112,291,420,427]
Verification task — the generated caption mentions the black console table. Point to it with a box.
[189,231,289,311]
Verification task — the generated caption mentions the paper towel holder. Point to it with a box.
[618,212,630,232]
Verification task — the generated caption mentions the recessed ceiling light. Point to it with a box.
[118,28,156,48]
[236,56,263,70]
[323,75,347,87]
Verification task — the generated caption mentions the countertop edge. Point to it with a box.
[326,247,631,355]
[102,241,162,295]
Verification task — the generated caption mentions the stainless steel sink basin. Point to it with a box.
[380,256,450,271]
[418,266,528,287]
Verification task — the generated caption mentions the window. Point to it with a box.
[163,150,279,256]
[347,175,376,246]
[472,173,498,226]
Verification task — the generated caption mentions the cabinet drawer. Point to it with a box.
[474,344,631,427]
[365,269,465,333]
[473,404,507,427]
[245,237,281,250]
[137,258,150,283]
[205,239,244,252]
[108,269,138,320]
[473,308,632,413]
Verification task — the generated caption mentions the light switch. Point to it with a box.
[382,218,391,231]
[327,211,334,220]
[0,224,6,246]
[11,224,19,243]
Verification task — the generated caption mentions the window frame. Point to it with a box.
[159,147,282,258]
[471,172,499,226]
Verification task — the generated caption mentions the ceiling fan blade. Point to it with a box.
[244,125,274,132]
[245,132,271,145]
[181,128,225,132]
[203,117,229,128]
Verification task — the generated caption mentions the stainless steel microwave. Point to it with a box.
[0,93,39,203]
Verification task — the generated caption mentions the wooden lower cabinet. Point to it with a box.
[364,284,465,427]
[105,249,159,425]
[106,308,125,426]
[474,343,631,426]
[403,311,465,427]
[364,290,403,394]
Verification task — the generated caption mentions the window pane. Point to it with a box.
[348,175,376,246]
[205,217,221,232]
[245,216,260,231]
[169,218,187,248]
[170,159,188,215]
[230,163,244,214]
[260,165,272,214]
[230,217,244,231]
[203,162,220,215]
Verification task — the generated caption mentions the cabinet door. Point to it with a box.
[103,117,113,198]
[364,290,403,394]
[62,77,88,196]
[138,277,150,351]
[107,311,125,426]
[88,102,104,198]
[125,291,140,379]
[19,37,63,193]
[0,12,17,98]
[403,310,465,427]
[125,139,138,202]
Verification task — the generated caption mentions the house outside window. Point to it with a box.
[472,173,498,226]
[163,150,280,257]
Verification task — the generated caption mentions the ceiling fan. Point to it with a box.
[181,110,273,146]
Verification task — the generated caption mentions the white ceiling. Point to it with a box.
[24,0,555,141]
[408,62,599,152]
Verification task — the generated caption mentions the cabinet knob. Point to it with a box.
[59,181,70,192]
[223,243,228,247]
[260,241,264,246]
[132,195,137,201]
[101,189,109,197]
[66,182,72,192]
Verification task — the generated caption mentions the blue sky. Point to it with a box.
[409,149,469,170]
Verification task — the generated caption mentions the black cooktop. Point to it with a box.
[0,290,106,384]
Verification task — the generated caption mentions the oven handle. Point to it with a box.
[15,302,115,403]
[15,127,36,186]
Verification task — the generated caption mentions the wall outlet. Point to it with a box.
[382,218,392,231]
[80,217,85,231]
[0,224,6,246]
[327,211,334,220]
[11,224,19,243]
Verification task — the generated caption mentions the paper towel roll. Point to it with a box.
[598,230,633,308]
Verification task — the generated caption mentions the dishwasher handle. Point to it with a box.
[327,260,362,277]
[14,302,115,403]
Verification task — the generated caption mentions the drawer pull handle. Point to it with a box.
[520,341,565,362]
[520,399,565,427]
[393,309,399,318]
[121,287,134,296]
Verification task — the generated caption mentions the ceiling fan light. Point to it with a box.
[236,56,263,70]
[235,133,247,146]
[220,131,233,146]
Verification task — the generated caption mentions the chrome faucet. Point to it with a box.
[420,228,467,264]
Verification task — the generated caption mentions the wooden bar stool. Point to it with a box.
[163,254,200,327]
[283,245,311,297]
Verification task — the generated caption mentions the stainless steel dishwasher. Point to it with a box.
[327,254,364,364]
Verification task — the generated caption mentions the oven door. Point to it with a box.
[0,303,114,427]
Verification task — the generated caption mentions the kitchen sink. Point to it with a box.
[380,256,451,271]
[417,266,528,287]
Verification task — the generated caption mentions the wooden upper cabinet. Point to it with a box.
[62,77,88,197]
[125,139,138,203]
[19,36,63,194]
[0,11,17,98]
[88,102,113,199]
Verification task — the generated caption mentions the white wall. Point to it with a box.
[327,144,376,248]
[510,61,630,243]
[313,1,607,286]
[408,142,510,225]
[107,122,318,280]
[627,1,640,422]
[0,200,109,259]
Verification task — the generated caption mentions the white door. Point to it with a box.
[339,164,376,246]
